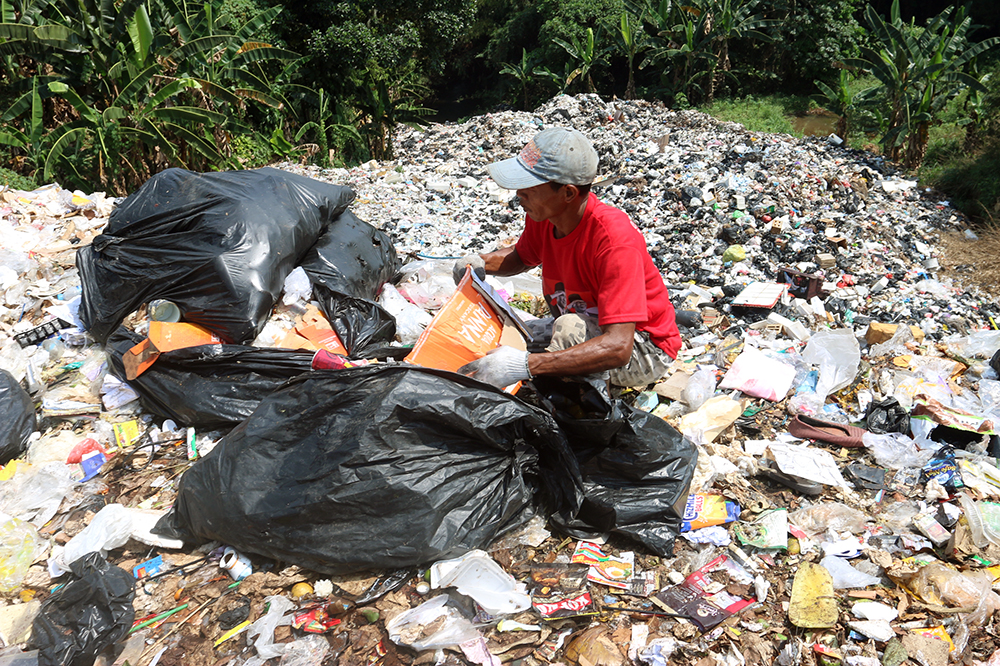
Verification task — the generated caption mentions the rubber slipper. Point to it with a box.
[757,458,823,496]
[788,414,867,448]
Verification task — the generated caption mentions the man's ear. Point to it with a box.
[563,184,580,201]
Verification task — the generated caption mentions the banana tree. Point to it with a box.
[813,68,857,140]
[701,0,775,102]
[500,48,543,110]
[553,27,608,94]
[617,11,647,100]
[848,0,1000,167]
[293,87,362,167]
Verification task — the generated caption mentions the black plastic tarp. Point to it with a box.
[0,369,34,464]
[105,328,315,430]
[156,365,584,574]
[77,168,355,345]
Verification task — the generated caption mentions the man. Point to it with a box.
[455,127,681,390]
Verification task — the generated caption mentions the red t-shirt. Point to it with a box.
[514,193,681,358]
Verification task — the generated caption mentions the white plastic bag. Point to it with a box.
[61,503,132,566]
[246,595,297,660]
[820,555,881,589]
[278,635,330,666]
[802,329,860,398]
[378,284,432,346]
[862,432,934,470]
[385,594,481,651]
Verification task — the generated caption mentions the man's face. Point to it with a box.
[516,183,569,222]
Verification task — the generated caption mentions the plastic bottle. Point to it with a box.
[958,493,1000,548]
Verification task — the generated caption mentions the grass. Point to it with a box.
[0,167,36,192]
[702,94,807,136]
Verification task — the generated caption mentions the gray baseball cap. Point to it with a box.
[487,127,599,189]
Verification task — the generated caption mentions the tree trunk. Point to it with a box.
[626,59,635,100]
[904,121,929,168]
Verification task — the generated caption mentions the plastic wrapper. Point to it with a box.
[865,397,909,434]
[788,502,869,538]
[106,328,314,429]
[819,555,881,589]
[681,494,740,532]
[862,432,933,470]
[893,561,1000,611]
[29,552,135,666]
[0,370,34,465]
[385,595,480,651]
[0,518,49,593]
[77,168,354,344]
[535,377,697,556]
[155,365,583,574]
[950,330,1000,359]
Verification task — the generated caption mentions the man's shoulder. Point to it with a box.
[588,196,641,238]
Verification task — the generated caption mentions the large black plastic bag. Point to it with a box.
[106,328,314,429]
[0,369,34,464]
[77,168,355,345]
[536,378,697,555]
[301,210,401,356]
[156,366,583,574]
[30,552,135,666]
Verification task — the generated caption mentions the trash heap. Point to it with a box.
[1,93,1000,666]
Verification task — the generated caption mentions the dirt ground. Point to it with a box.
[939,229,1000,299]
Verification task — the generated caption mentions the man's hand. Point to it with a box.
[452,254,486,284]
[457,346,530,388]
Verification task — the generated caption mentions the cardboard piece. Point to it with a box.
[279,305,348,354]
[732,282,787,309]
[865,322,926,345]
[653,372,691,402]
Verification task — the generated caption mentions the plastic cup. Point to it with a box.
[148,299,181,322]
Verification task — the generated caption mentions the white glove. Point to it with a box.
[452,254,486,284]
[458,346,531,388]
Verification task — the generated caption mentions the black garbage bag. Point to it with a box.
[991,348,1000,377]
[534,378,698,556]
[30,552,135,666]
[0,369,34,464]
[301,209,400,356]
[865,397,910,434]
[77,168,355,345]
[106,328,314,429]
[155,366,583,574]
[312,283,397,358]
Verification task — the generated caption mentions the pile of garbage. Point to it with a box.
[1,92,1000,666]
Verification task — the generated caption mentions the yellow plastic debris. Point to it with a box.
[789,562,838,628]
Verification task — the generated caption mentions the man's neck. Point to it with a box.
[550,194,589,238]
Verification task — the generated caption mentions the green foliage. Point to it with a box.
[704,95,801,135]
[920,146,1000,223]
[500,48,545,110]
[553,27,608,93]
[0,0,298,193]
[847,0,1000,167]
[0,166,34,190]
[813,69,859,139]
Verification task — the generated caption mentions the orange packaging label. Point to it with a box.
[405,272,505,373]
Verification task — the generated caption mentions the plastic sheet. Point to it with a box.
[0,370,34,464]
[29,552,135,666]
[719,346,796,401]
[156,365,583,574]
[681,367,717,411]
[788,502,869,538]
[106,328,314,429]
[246,595,297,660]
[820,555,881,589]
[0,463,77,528]
[378,283,433,346]
[58,504,132,571]
[77,167,355,344]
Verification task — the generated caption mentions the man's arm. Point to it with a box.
[528,322,635,376]
[480,246,530,277]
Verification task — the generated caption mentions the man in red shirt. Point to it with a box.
[455,127,681,390]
